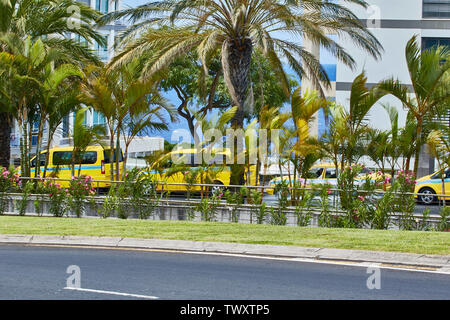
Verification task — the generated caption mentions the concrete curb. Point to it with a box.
[0,234,449,272]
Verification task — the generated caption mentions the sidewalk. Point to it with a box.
[0,234,449,273]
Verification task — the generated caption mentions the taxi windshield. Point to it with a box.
[308,167,324,179]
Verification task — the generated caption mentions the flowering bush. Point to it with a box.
[45,180,68,217]
[0,167,20,214]
[392,170,416,230]
[68,176,96,218]
[0,167,20,192]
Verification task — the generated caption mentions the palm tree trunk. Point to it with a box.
[413,120,423,177]
[115,130,121,181]
[222,38,253,187]
[109,133,114,182]
[43,129,53,178]
[0,113,11,168]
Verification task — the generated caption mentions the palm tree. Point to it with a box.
[257,105,291,189]
[121,99,173,179]
[378,35,450,176]
[0,37,48,177]
[79,62,176,181]
[43,87,82,178]
[33,60,83,177]
[71,108,105,177]
[340,72,388,170]
[0,0,106,167]
[100,0,382,184]
[101,0,381,118]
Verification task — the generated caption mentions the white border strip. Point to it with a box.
[63,287,159,299]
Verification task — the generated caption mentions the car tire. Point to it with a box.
[211,181,225,195]
[418,187,437,205]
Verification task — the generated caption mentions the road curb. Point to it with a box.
[0,234,449,272]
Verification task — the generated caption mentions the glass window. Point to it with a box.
[31,135,38,146]
[325,167,337,179]
[95,38,109,61]
[62,115,70,138]
[96,0,109,14]
[308,168,324,179]
[31,153,47,168]
[422,37,450,51]
[53,151,97,165]
[423,0,450,18]
[103,149,124,163]
[93,111,106,125]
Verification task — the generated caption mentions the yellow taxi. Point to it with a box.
[22,146,124,190]
[266,162,389,195]
[142,148,257,193]
[414,167,450,205]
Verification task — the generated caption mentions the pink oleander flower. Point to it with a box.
[358,195,365,202]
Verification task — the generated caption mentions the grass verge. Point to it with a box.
[0,216,448,255]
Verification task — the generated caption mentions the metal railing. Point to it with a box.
[14,176,450,205]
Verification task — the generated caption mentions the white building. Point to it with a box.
[334,0,450,177]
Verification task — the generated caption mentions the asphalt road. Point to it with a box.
[0,244,449,300]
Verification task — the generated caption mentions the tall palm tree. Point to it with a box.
[33,60,83,177]
[101,0,381,126]
[378,35,450,176]
[100,0,382,184]
[0,0,106,167]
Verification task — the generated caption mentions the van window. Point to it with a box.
[53,151,97,165]
[325,168,337,178]
[30,153,47,168]
[432,168,450,179]
[103,149,123,163]
[308,167,324,179]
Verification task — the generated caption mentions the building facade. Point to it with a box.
[10,0,124,163]
[334,0,450,177]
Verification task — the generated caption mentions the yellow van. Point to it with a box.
[266,163,390,195]
[142,148,257,193]
[24,146,124,190]
[415,167,450,205]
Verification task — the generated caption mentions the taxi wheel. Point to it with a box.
[418,187,436,205]
[211,181,225,195]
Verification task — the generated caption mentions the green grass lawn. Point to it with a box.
[0,215,449,255]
